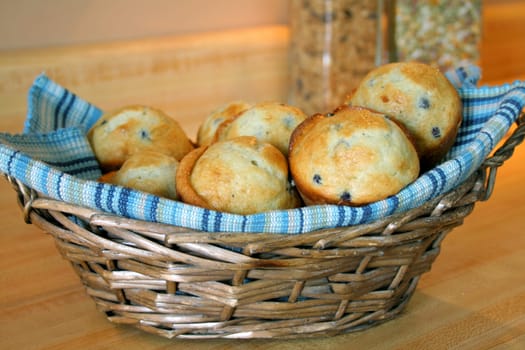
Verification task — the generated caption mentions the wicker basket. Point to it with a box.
[5,113,525,339]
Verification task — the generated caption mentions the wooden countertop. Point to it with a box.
[1,2,525,349]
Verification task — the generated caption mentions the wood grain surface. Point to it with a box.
[1,1,525,349]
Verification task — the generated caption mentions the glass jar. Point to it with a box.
[393,0,482,72]
[288,0,383,116]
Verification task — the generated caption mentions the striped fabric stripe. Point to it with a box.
[0,128,101,180]
[1,69,524,234]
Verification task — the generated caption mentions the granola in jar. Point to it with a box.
[394,0,482,72]
[288,0,381,115]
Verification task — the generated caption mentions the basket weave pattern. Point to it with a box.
[7,114,525,339]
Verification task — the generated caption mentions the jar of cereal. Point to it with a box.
[393,0,482,72]
[288,0,385,116]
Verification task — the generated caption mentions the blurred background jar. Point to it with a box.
[392,0,482,72]
[288,0,385,116]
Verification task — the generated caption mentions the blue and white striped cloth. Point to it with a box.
[1,68,524,234]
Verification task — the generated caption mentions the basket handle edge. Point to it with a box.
[479,112,525,201]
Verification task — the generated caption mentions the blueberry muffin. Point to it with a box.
[289,105,420,206]
[196,100,252,147]
[176,136,302,214]
[347,61,462,170]
[88,105,194,171]
[214,102,308,156]
[107,151,179,200]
